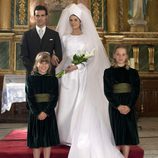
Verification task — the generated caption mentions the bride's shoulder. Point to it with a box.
[61,34,71,42]
[62,34,71,39]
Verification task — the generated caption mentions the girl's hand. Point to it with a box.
[117,105,130,115]
[65,64,78,73]
[38,112,47,120]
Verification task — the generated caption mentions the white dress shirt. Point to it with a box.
[36,25,46,39]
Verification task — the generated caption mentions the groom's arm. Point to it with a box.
[54,31,62,62]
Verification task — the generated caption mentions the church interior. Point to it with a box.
[0,0,158,158]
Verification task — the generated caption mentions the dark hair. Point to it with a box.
[34,5,48,16]
[69,14,81,22]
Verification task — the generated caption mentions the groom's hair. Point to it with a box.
[34,5,48,16]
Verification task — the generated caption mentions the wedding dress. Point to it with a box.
[56,34,89,145]
[56,3,124,158]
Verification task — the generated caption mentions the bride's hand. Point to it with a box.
[65,64,78,73]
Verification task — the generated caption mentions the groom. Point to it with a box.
[20,5,62,75]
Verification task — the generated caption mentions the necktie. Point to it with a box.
[39,29,43,39]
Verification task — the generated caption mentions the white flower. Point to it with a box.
[56,49,96,78]
[84,49,95,58]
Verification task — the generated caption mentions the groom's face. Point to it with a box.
[34,10,47,27]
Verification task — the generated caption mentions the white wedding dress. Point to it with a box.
[56,34,124,158]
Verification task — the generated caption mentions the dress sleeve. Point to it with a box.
[43,77,59,115]
[128,69,140,108]
[77,48,95,70]
[76,62,86,69]
[25,76,40,116]
[103,69,120,109]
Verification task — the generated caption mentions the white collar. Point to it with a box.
[36,25,46,33]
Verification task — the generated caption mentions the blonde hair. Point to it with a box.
[111,44,130,69]
[32,52,51,74]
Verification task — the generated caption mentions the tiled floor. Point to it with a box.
[0,117,158,158]
[138,117,158,158]
[0,123,26,139]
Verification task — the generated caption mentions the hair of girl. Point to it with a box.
[111,44,130,69]
[32,52,51,74]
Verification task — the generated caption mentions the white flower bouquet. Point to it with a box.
[56,49,95,78]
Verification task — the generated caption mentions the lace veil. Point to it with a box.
[56,4,118,158]
[56,3,110,79]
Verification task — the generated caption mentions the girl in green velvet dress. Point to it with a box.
[25,52,59,158]
[103,45,140,158]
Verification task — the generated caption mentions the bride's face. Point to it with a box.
[69,15,81,30]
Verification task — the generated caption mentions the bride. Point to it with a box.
[56,3,124,158]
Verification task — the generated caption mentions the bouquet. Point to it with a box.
[56,49,95,78]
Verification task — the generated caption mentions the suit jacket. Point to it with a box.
[20,27,62,74]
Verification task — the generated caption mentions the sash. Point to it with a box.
[35,93,50,103]
[113,83,131,93]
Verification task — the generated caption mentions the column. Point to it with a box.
[148,46,155,71]
[0,0,11,31]
[14,0,30,31]
[147,0,158,32]
[132,46,139,70]
[106,0,119,32]
[77,0,89,8]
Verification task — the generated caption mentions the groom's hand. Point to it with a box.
[51,54,60,66]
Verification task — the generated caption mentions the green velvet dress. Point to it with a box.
[103,66,140,145]
[25,72,60,148]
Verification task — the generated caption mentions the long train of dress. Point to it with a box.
[56,34,124,158]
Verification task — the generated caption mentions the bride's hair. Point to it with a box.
[69,14,81,22]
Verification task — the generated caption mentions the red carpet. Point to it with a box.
[0,129,144,158]
[0,141,69,158]
[3,129,27,140]
[129,146,144,158]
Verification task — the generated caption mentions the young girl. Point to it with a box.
[25,52,60,158]
[103,45,140,158]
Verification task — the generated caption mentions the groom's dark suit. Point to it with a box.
[20,27,62,75]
